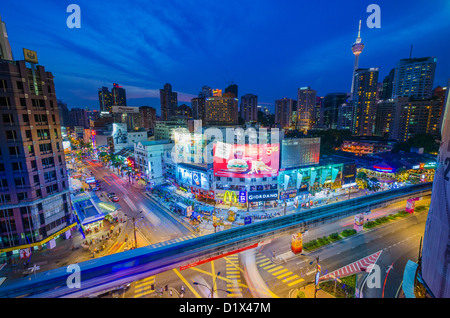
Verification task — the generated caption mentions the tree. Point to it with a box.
[392,133,440,154]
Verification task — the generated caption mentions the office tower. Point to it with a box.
[391,96,442,143]
[275,98,295,129]
[350,19,365,95]
[419,78,450,298]
[322,93,349,129]
[191,97,206,122]
[199,85,212,98]
[352,68,379,136]
[111,83,126,106]
[176,104,192,119]
[392,57,437,99]
[433,86,448,128]
[296,87,316,131]
[160,83,178,121]
[240,94,258,122]
[0,58,71,252]
[139,106,156,130]
[374,99,395,138]
[380,68,395,100]
[225,83,238,98]
[68,107,89,129]
[314,96,324,127]
[98,86,113,112]
[0,14,13,61]
[337,103,355,130]
[57,99,70,127]
[204,94,238,126]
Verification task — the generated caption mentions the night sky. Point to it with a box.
[2,0,450,114]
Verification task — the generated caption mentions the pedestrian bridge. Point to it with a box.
[0,182,432,298]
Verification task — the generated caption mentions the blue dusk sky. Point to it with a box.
[1,0,450,115]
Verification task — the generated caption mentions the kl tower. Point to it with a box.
[350,19,365,95]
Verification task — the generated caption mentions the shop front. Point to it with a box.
[214,190,247,209]
[247,189,279,209]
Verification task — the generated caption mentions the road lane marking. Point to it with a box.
[172,268,201,298]
[287,278,305,287]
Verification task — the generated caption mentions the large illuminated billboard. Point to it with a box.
[112,123,128,152]
[213,142,279,178]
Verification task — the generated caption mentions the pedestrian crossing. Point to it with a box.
[255,252,305,287]
[134,276,156,298]
[224,255,243,298]
[149,234,198,249]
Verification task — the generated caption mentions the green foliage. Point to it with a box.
[296,290,306,298]
[392,133,440,154]
[341,229,357,237]
[329,232,341,242]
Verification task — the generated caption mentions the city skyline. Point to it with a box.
[1,0,450,115]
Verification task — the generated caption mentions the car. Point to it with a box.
[107,193,115,198]
[112,196,119,202]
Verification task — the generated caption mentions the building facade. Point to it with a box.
[296,87,316,131]
[275,98,295,129]
[160,83,178,121]
[392,57,437,99]
[204,94,238,126]
[0,59,72,253]
[240,93,258,122]
[352,68,379,136]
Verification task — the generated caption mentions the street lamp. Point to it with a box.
[300,253,320,298]
[124,211,144,249]
[193,272,231,298]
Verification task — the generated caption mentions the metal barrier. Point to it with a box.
[0,182,432,298]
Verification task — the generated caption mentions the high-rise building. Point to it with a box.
[275,98,295,129]
[112,83,127,106]
[296,87,316,131]
[380,68,395,100]
[314,96,324,127]
[322,93,349,129]
[0,57,72,252]
[433,86,448,129]
[199,85,213,98]
[160,83,178,121]
[69,107,89,129]
[191,97,206,122]
[392,57,437,99]
[391,96,442,143]
[240,94,258,122]
[57,99,70,127]
[374,99,395,138]
[337,103,354,131]
[139,106,156,130]
[225,83,238,98]
[415,78,450,298]
[204,94,238,126]
[98,86,113,112]
[176,104,192,119]
[350,19,365,96]
[352,68,379,136]
[0,14,13,61]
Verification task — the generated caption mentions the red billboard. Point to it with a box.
[213,142,279,178]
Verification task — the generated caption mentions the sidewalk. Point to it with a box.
[0,219,123,284]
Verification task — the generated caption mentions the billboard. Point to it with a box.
[112,106,140,113]
[177,167,209,190]
[281,138,320,169]
[291,233,303,254]
[23,48,38,64]
[213,142,280,178]
[112,123,128,152]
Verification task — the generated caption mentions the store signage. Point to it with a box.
[247,190,278,202]
[239,191,247,203]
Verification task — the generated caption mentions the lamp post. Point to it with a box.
[124,211,144,249]
[193,272,231,298]
[300,253,320,298]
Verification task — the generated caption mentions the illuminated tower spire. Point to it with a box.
[350,19,365,95]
